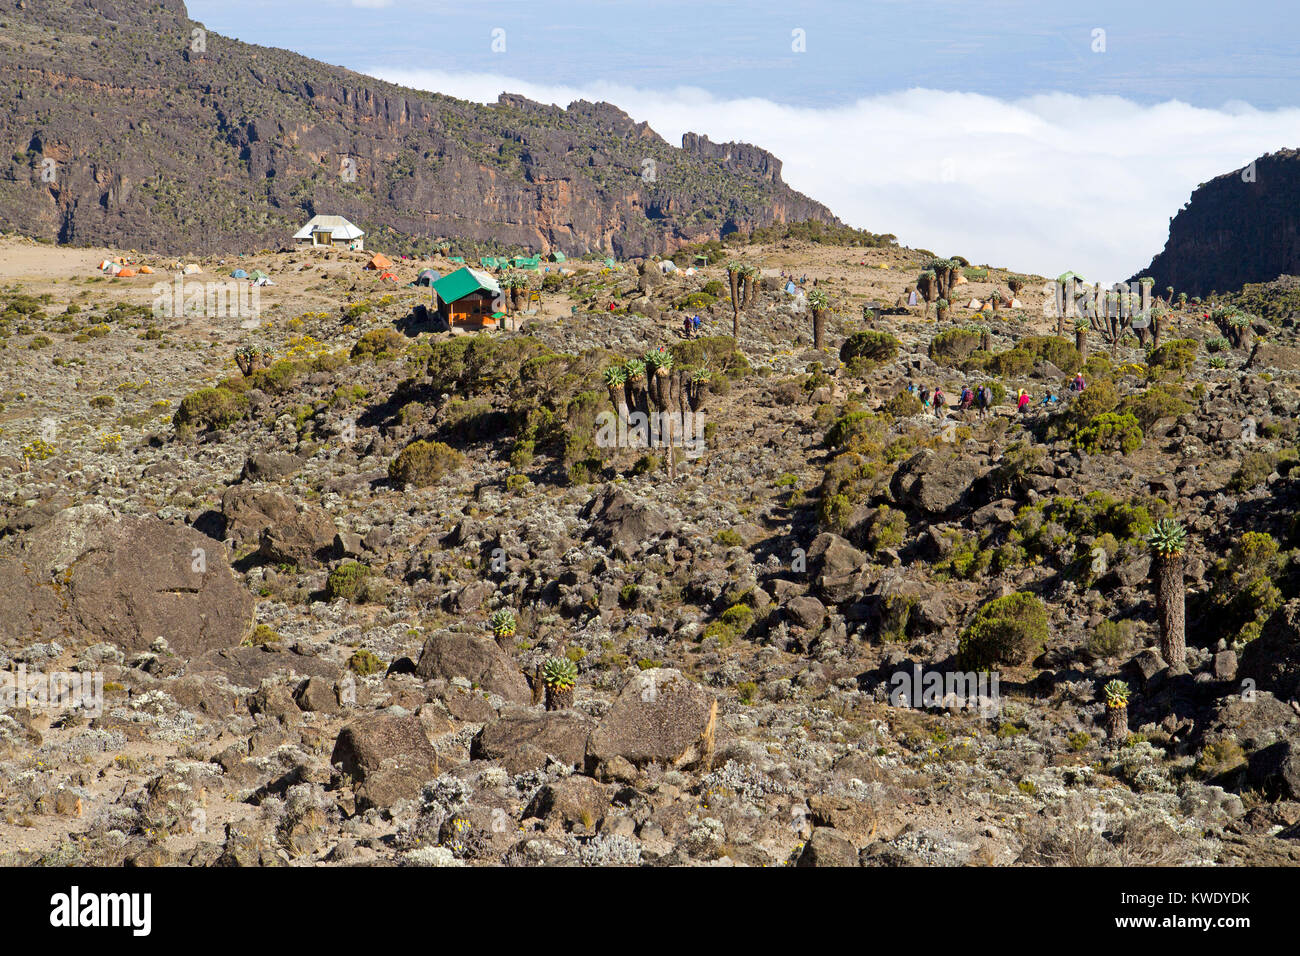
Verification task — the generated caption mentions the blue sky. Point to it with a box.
[187,1,1300,278]
[189,0,1300,108]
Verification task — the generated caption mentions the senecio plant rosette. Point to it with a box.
[542,655,578,711]
[489,608,516,640]
[1103,678,1130,742]
[1103,679,1130,709]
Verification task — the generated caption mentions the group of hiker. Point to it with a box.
[681,314,704,338]
[907,372,1087,420]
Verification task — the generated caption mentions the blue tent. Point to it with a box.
[231,269,249,279]
[784,281,797,295]
[416,268,442,287]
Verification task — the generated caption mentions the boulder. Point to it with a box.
[586,668,717,772]
[256,502,337,569]
[796,827,859,867]
[583,485,673,555]
[331,713,438,809]
[414,631,531,703]
[472,707,596,774]
[806,532,867,604]
[524,777,610,829]
[0,504,254,657]
[241,451,303,482]
[890,448,983,516]
[785,595,827,630]
[1239,600,1300,699]
[1247,740,1300,800]
[211,486,300,547]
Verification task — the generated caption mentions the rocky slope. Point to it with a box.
[1134,148,1300,297]
[3,235,1300,866]
[0,0,838,257]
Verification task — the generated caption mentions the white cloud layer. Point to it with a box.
[371,67,1300,281]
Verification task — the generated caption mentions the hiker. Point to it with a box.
[683,315,694,338]
[920,387,932,409]
[1017,389,1031,413]
[977,384,993,420]
[1071,372,1086,392]
[932,386,946,418]
[907,381,917,396]
[692,314,702,334]
[1039,392,1058,407]
[959,385,974,413]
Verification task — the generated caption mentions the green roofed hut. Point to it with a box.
[549,251,567,263]
[433,267,503,328]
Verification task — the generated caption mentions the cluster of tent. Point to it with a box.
[97,257,155,278]
[230,268,275,286]
[364,253,399,281]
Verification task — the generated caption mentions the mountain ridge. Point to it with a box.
[0,0,840,256]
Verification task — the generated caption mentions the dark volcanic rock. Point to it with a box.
[414,631,531,703]
[1240,599,1300,700]
[0,504,253,656]
[586,668,717,771]
[890,448,983,516]
[1134,149,1300,297]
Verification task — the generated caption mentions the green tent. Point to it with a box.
[603,257,617,269]
[448,256,465,264]
[549,251,567,263]
[513,255,540,269]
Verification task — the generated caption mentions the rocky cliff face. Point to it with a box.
[1133,149,1300,297]
[0,0,837,256]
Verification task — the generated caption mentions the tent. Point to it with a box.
[378,271,398,282]
[116,268,137,278]
[415,268,442,287]
[549,251,567,263]
[254,276,275,287]
[250,270,269,281]
[102,262,122,276]
[231,269,249,279]
[907,290,919,306]
[138,265,154,275]
[966,298,983,309]
[366,253,393,271]
[659,260,678,274]
[603,257,617,269]
[447,256,465,264]
[183,263,201,275]
[784,281,797,295]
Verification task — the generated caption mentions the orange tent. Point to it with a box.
[138,265,154,274]
[365,253,393,270]
[378,271,398,281]
[117,268,138,277]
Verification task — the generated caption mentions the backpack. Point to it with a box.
[979,386,992,407]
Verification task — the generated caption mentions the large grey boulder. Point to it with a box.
[472,707,596,774]
[583,485,672,555]
[890,448,983,516]
[586,668,717,772]
[414,631,531,703]
[0,504,253,656]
